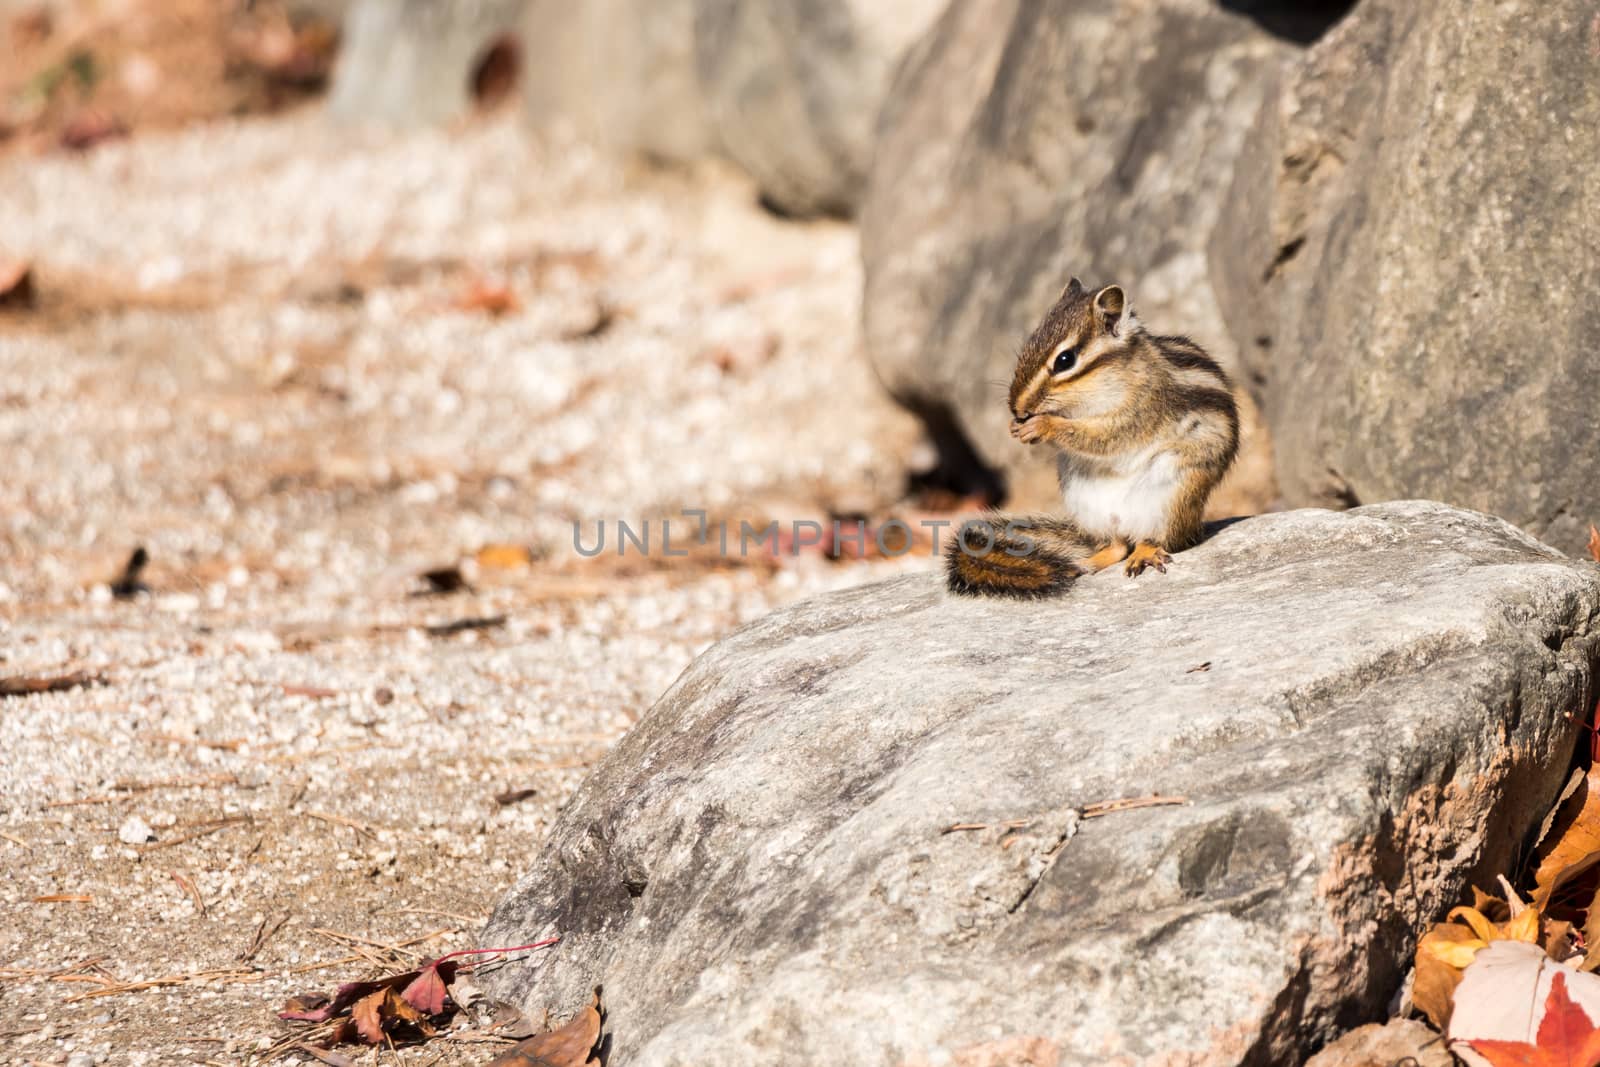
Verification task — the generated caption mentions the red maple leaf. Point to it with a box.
[1461,972,1600,1067]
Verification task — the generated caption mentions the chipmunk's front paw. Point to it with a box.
[1010,415,1050,444]
[1124,542,1171,577]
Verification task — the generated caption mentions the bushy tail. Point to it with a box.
[945,515,1096,599]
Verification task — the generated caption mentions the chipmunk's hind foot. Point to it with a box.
[945,519,1085,599]
[1124,542,1171,577]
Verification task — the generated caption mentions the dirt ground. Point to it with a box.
[0,75,930,1065]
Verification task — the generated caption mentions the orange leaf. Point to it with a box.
[1460,971,1600,1066]
[475,544,534,570]
[1589,525,1600,565]
[1417,921,1486,1028]
[350,988,388,1045]
[452,279,519,316]
[1533,769,1600,911]
[487,989,602,1067]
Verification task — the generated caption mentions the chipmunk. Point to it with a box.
[947,278,1238,598]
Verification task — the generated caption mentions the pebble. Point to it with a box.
[117,816,155,845]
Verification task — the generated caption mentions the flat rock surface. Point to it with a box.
[483,502,1600,1065]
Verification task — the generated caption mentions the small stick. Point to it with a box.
[303,811,381,839]
[64,970,262,1002]
[1081,794,1189,819]
[169,870,206,915]
[137,816,251,853]
[0,831,30,848]
[33,893,93,904]
[942,819,1032,834]
[286,930,456,974]
[238,912,290,963]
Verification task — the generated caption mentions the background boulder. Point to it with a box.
[860,0,1338,510]
[517,0,942,217]
[691,0,945,217]
[325,0,523,125]
[1209,0,1600,555]
[481,502,1600,1065]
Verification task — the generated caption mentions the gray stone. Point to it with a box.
[481,502,1600,1065]
[1209,0,1600,555]
[861,0,1293,510]
[520,0,939,216]
[692,0,944,217]
[521,0,715,166]
[1304,1019,1451,1067]
[326,0,523,126]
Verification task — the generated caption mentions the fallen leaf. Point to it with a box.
[1451,941,1600,1067]
[59,107,125,150]
[1458,970,1600,1067]
[495,787,538,807]
[1415,899,1545,1028]
[1416,920,1485,1028]
[475,544,534,570]
[399,958,459,1016]
[0,259,34,308]
[1533,769,1600,912]
[1588,524,1600,565]
[350,987,424,1045]
[452,278,519,316]
[487,989,602,1067]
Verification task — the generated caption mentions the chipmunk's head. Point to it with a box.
[1008,277,1145,431]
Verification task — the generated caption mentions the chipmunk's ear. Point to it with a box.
[1093,284,1135,337]
[1060,276,1085,300]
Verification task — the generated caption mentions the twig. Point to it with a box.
[0,831,30,848]
[136,816,252,853]
[1080,795,1189,819]
[287,930,456,974]
[239,912,291,963]
[33,894,93,904]
[112,772,238,792]
[64,969,262,1002]
[169,870,206,915]
[0,669,103,699]
[942,819,1032,834]
[424,615,507,637]
[303,811,380,839]
[374,907,487,925]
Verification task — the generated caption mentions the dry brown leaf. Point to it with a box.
[1532,768,1600,911]
[452,278,519,316]
[0,258,34,308]
[1414,899,1544,1029]
[475,544,534,570]
[1588,524,1600,564]
[1415,921,1483,1029]
[486,989,602,1067]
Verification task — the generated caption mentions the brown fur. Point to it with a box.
[948,279,1239,598]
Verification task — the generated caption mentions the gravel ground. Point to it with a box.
[0,107,925,1065]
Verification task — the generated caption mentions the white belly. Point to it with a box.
[1061,450,1180,543]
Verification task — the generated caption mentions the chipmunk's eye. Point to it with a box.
[1051,346,1079,374]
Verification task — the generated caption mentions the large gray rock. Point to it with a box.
[520,0,942,216]
[692,0,945,217]
[521,0,715,166]
[326,0,524,125]
[860,0,1295,509]
[481,502,1600,1065]
[1209,0,1600,555]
